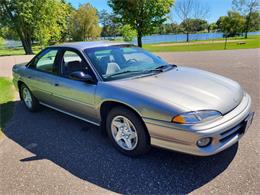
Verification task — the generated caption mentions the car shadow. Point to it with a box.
[3,101,238,194]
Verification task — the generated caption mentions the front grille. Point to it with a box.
[219,120,247,143]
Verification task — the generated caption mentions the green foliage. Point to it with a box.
[217,11,245,37]
[0,26,19,40]
[179,18,208,41]
[155,23,182,34]
[120,25,137,42]
[232,0,259,37]
[108,0,174,47]
[208,23,218,32]
[99,10,121,37]
[69,3,101,41]
[247,11,260,32]
[0,36,4,45]
[180,19,209,33]
[0,0,71,53]
[33,0,71,46]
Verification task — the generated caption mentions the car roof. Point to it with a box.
[50,41,134,50]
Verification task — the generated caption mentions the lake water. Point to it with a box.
[4,31,260,48]
[132,31,260,44]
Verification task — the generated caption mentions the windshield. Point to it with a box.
[85,45,170,81]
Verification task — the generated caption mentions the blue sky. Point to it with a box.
[68,0,233,24]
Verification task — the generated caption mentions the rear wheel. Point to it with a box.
[20,84,39,112]
[106,107,150,157]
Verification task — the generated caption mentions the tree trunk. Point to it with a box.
[244,7,253,39]
[137,31,142,47]
[16,30,33,55]
[186,32,189,42]
[244,18,250,39]
[2,1,33,54]
[245,31,248,39]
[20,31,33,54]
[224,36,228,50]
[21,37,33,55]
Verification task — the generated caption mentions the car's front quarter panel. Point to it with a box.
[95,82,185,123]
[12,64,29,90]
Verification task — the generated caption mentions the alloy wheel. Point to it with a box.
[111,115,138,150]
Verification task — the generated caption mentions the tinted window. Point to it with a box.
[34,49,58,73]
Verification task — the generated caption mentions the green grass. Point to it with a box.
[0,77,15,138]
[0,45,41,56]
[143,35,260,52]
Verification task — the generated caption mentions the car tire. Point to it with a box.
[106,106,150,157]
[20,84,39,112]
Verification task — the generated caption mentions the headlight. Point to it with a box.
[172,110,222,124]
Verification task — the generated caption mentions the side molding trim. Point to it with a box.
[39,102,100,126]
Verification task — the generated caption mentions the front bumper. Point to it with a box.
[144,93,253,156]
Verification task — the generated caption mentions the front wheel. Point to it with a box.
[106,107,150,157]
[20,84,39,112]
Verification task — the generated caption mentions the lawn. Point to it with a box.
[0,45,41,56]
[0,77,15,138]
[143,35,260,52]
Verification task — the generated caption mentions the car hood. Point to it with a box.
[112,66,243,114]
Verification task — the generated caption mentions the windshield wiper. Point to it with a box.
[105,70,143,78]
[146,64,177,73]
[105,64,177,79]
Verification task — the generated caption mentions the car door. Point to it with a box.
[50,48,98,124]
[25,48,62,105]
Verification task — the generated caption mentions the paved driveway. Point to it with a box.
[0,49,259,194]
[0,55,34,77]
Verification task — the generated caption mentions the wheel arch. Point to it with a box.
[17,80,26,100]
[99,100,150,141]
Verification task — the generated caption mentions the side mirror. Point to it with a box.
[69,71,95,83]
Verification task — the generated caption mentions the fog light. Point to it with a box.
[197,137,212,147]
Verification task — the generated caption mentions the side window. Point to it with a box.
[61,50,88,77]
[34,49,58,73]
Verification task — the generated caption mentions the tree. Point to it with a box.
[217,11,245,37]
[246,11,260,32]
[33,0,71,47]
[208,23,218,33]
[174,0,210,42]
[180,18,208,36]
[99,10,121,37]
[69,3,101,41]
[155,23,182,34]
[232,0,259,38]
[0,26,19,40]
[108,0,174,47]
[0,0,71,54]
[0,35,4,45]
[217,11,245,49]
[120,24,137,42]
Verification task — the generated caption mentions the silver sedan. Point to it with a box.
[12,42,254,156]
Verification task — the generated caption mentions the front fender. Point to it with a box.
[95,82,185,122]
